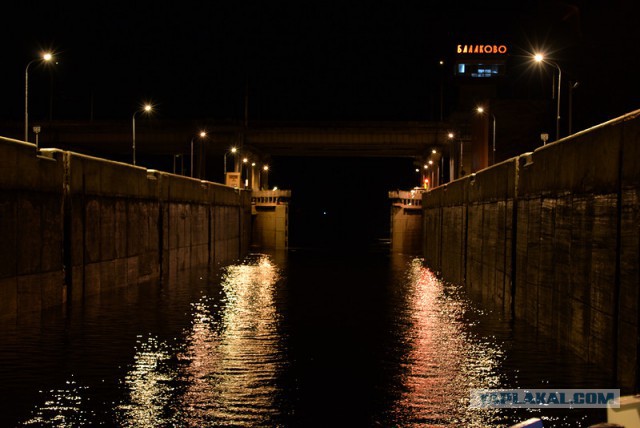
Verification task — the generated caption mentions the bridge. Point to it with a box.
[0,119,457,160]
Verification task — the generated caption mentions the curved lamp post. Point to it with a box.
[190,131,207,178]
[132,103,152,165]
[476,106,496,165]
[534,53,562,141]
[25,52,54,143]
[224,147,237,175]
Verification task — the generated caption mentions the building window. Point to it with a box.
[455,63,503,78]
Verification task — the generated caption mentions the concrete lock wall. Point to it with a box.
[251,190,291,250]
[0,137,251,319]
[391,206,423,253]
[389,190,424,254]
[0,138,66,318]
[422,110,640,392]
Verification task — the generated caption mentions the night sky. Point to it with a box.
[3,1,639,246]
[4,1,638,125]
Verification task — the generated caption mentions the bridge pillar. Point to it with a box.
[389,189,424,254]
[251,190,290,249]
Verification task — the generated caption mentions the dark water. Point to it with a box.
[0,249,614,427]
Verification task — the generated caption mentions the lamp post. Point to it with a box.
[569,80,579,135]
[262,165,269,190]
[173,154,184,174]
[132,103,152,165]
[447,132,456,181]
[224,147,237,175]
[476,106,496,165]
[251,162,256,189]
[534,53,562,141]
[242,157,249,188]
[25,52,54,143]
[190,131,207,178]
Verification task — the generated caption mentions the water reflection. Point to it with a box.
[22,377,94,427]
[116,336,176,427]
[116,254,287,426]
[390,257,504,426]
[1,251,612,426]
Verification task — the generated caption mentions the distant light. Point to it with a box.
[439,60,444,65]
[263,165,269,171]
[43,53,53,61]
[143,104,152,112]
[448,132,454,139]
[432,149,437,154]
[230,147,237,153]
[428,160,433,165]
[199,131,207,137]
[423,164,428,169]
[476,106,484,114]
[273,186,278,190]
[534,53,544,63]
[243,157,248,163]
[323,211,327,215]
[251,162,256,167]
[415,168,420,172]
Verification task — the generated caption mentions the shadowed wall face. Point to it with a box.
[0,138,251,319]
[421,110,640,393]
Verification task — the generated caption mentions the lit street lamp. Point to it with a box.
[262,165,269,190]
[534,53,562,141]
[447,132,457,181]
[25,52,54,143]
[476,106,496,165]
[132,103,152,165]
[190,131,207,178]
[242,157,249,188]
[251,162,256,189]
[224,147,237,175]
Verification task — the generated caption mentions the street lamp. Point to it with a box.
[132,103,152,165]
[224,147,237,175]
[534,53,562,141]
[476,106,496,165]
[447,132,457,181]
[569,80,579,135]
[251,162,256,189]
[25,52,54,143]
[262,165,269,190]
[242,157,249,188]
[190,131,207,178]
